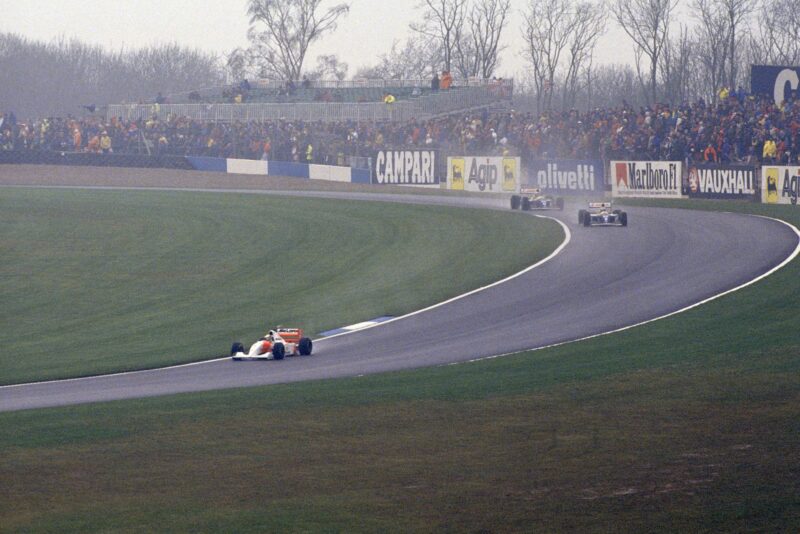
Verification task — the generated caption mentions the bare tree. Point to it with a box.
[659,24,696,103]
[750,1,800,65]
[522,0,572,111]
[690,0,728,98]
[454,0,511,78]
[308,54,349,80]
[612,0,677,104]
[244,0,350,81]
[561,1,606,109]
[719,0,755,89]
[411,0,468,73]
[356,38,441,80]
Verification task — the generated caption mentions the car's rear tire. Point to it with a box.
[299,337,313,356]
[620,212,628,227]
[578,210,586,225]
[583,212,592,227]
[556,198,564,211]
[521,197,531,211]
[231,342,244,356]
[272,342,285,360]
[510,195,521,210]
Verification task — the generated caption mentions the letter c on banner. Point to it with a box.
[774,69,799,106]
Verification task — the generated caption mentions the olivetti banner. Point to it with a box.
[687,164,757,199]
[525,159,605,194]
[372,149,439,185]
[611,160,683,198]
[762,166,800,205]
[447,156,519,193]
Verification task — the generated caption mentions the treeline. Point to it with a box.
[0,33,226,119]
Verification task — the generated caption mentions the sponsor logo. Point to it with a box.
[688,166,755,197]
[617,162,678,191]
[374,150,436,185]
[781,169,800,205]
[502,158,517,192]
[468,158,498,191]
[535,162,597,191]
[451,158,465,190]
[765,168,779,204]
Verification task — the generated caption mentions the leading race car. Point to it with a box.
[510,187,564,211]
[578,202,628,227]
[231,327,313,361]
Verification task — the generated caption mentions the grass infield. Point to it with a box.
[0,187,562,384]
[1,196,798,532]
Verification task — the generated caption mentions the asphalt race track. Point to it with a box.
[1,187,798,412]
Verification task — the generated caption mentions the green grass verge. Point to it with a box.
[0,187,562,384]
[1,198,798,532]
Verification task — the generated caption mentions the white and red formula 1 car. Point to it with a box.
[231,328,313,361]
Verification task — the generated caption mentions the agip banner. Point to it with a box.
[762,166,800,205]
[611,161,683,199]
[525,159,605,195]
[372,149,439,186]
[447,156,519,193]
[687,164,757,199]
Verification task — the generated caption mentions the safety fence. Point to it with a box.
[107,83,513,124]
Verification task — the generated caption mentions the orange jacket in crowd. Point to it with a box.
[440,71,453,90]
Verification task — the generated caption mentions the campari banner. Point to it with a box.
[611,160,683,199]
[687,164,757,199]
[372,149,439,186]
[525,159,605,195]
[447,156,519,193]
[762,166,800,205]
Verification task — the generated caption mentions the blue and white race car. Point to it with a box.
[510,187,564,211]
[578,202,628,227]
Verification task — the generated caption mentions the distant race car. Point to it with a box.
[578,202,628,227]
[510,187,564,211]
[231,328,313,361]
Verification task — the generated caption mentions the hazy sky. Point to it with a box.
[0,0,636,78]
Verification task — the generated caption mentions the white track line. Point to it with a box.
[450,213,800,366]
[0,212,571,389]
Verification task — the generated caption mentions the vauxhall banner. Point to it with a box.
[447,156,519,193]
[372,149,439,186]
[762,166,800,205]
[751,65,800,106]
[611,160,683,199]
[526,159,604,195]
[687,164,757,199]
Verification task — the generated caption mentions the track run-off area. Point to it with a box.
[1,169,799,412]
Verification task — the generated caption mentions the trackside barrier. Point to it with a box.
[184,157,379,184]
[0,150,193,169]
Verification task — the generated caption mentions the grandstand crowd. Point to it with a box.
[2,87,799,166]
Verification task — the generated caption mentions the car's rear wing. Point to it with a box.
[276,327,303,342]
[520,187,541,195]
[588,202,612,209]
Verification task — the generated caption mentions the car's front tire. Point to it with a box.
[510,195,521,210]
[521,197,531,211]
[231,342,244,356]
[620,212,628,227]
[272,342,285,360]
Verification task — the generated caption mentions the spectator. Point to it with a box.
[431,73,440,92]
[440,71,453,90]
